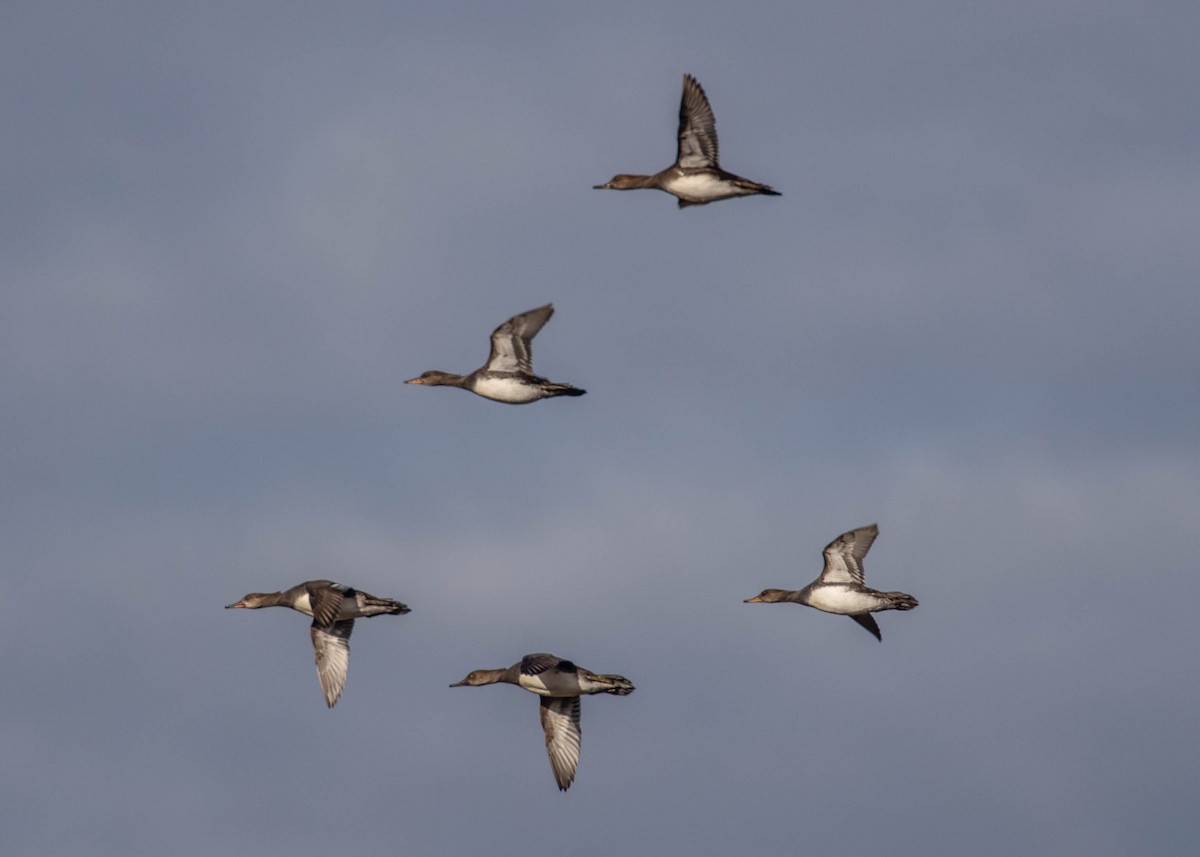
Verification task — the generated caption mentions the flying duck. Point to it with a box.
[744,524,917,641]
[594,74,780,208]
[450,653,634,791]
[405,304,585,404]
[226,580,410,707]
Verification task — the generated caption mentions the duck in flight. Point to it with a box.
[405,304,585,404]
[226,580,410,707]
[451,653,634,791]
[594,74,780,208]
[744,524,917,641]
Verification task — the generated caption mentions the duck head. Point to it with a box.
[405,370,465,387]
[744,589,789,604]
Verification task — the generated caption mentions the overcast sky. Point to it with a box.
[4,2,1199,855]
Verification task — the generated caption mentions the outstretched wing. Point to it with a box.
[818,524,879,586]
[539,695,582,791]
[677,74,719,169]
[485,304,554,374]
[310,620,353,707]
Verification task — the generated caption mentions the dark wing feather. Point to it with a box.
[677,74,719,169]
[849,613,882,642]
[520,653,566,676]
[306,582,348,627]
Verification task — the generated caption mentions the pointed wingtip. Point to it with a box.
[850,612,883,641]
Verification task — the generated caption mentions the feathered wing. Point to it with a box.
[539,696,583,791]
[306,581,349,626]
[849,613,883,641]
[310,620,353,707]
[677,74,719,169]
[521,652,570,677]
[818,524,879,586]
[485,304,554,374]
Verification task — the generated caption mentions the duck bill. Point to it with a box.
[404,377,425,385]
[743,596,764,603]
[225,601,247,609]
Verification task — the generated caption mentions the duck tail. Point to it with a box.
[544,384,586,397]
[596,674,635,695]
[734,178,780,197]
[883,592,918,611]
[367,597,411,615]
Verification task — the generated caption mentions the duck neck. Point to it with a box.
[627,173,661,188]
[259,591,296,608]
[432,372,471,388]
[479,667,518,686]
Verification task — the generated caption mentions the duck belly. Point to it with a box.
[471,376,545,404]
[517,673,559,696]
[664,172,741,203]
[804,586,883,615]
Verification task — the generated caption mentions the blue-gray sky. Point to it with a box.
[4,2,1199,855]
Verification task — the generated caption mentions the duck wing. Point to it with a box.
[485,304,554,374]
[520,652,571,677]
[310,620,353,707]
[849,613,882,641]
[818,524,879,586]
[539,695,582,791]
[306,580,350,626]
[676,74,719,170]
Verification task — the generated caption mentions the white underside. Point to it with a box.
[663,172,749,202]
[471,375,544,403]
[518,673,556,696]
[805,585,885,615]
